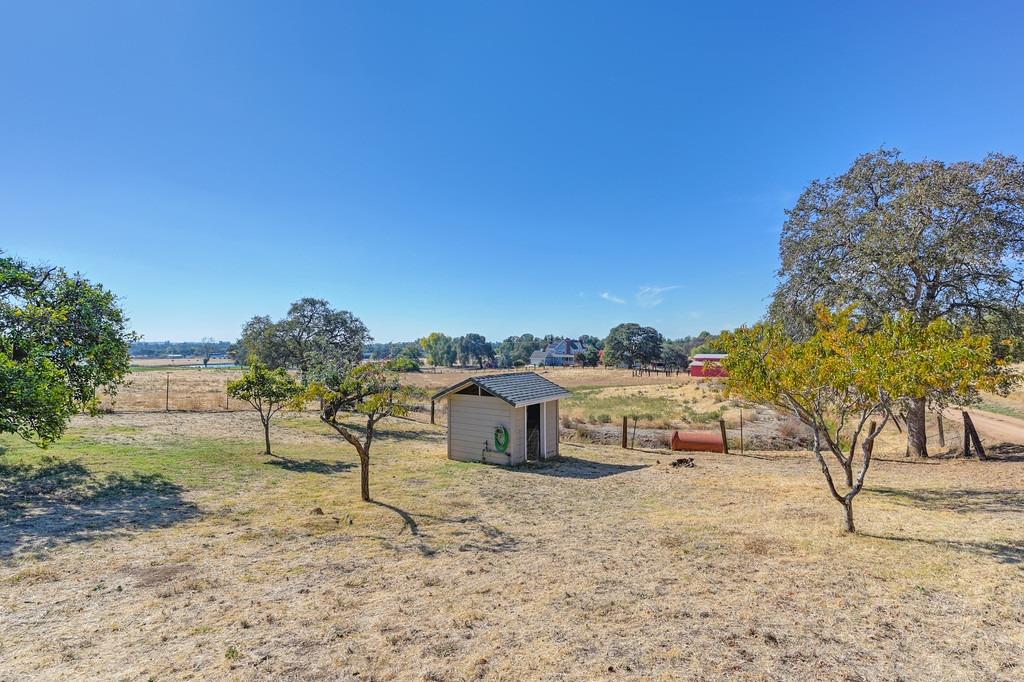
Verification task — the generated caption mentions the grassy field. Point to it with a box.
[2,406,1023,680]
[559,384,725,427]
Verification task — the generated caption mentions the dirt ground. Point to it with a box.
[2,410,1023,681]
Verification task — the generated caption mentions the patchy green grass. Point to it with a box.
[563,387,677,419]
[977,399,1024,421]
[561,385,725,427]
[3,435,279,493]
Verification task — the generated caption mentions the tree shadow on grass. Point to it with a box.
[368,501,517,557]
[863,532,1024,565]
[868,486,1024,515]
[872,456,944,466]
[0,456,200,559]
[979,444,1024,463]
[265,456,355,475]
[370,500,420,535]
[520,456,648,479]
[371,422,447,443]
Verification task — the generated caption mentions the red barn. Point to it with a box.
[689,353,728,378]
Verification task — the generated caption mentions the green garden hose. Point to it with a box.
[494,425,510,452]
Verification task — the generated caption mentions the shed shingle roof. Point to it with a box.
[432,372,571,407]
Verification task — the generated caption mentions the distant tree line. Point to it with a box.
[360,328,725,371]
[231,300,728,374]
[131,339,233,358]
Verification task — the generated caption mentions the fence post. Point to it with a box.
[621,416,628,449]
[430,400,435,425]
[961,411,971,457]
[936,413,945,447]
[963,411,986,460]
[739,408,744,454]
[719,418,729,454]
[864,420,877,458]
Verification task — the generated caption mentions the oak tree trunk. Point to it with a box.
[263,420,272,455]
[906,397,929,458]
[843,498,855,533]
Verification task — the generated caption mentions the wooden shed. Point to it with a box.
[432,372,570,466]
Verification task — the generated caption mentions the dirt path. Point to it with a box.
[946,407,1024,444]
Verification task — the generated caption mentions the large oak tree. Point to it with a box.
[771,149,1024,456]
[237,298,370,382]
[602,323,663,368]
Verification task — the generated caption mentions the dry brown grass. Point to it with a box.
[2,409,1022,680]
[100,368,243,412]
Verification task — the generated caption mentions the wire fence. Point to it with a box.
[99,371,243,413]
[98,369,445,425]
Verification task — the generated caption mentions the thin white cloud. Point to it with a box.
[635,285,680,308]
[600,291,626,304]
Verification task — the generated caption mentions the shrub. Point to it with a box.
[778,416,808,440]
[385,356,420,372]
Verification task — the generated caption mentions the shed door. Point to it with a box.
[526,403,541,461]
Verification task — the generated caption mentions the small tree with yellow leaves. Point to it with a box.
[305,363,420,501]
[719,308,1013,532]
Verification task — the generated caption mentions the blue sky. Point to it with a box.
[2,1,1023,343]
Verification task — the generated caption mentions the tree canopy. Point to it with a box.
[772,149,1024,333]
[455,333,494,368]
[495,334,543,368]
[1,253,134,445]
[602,323,663,367]
[237,298,370,382]
[420,332,457,367]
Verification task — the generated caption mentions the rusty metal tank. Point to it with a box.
[671,430,725,453]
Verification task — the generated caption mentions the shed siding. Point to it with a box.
[448,395,514,464]
[511,405,527,465]
[544,401,558,458]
